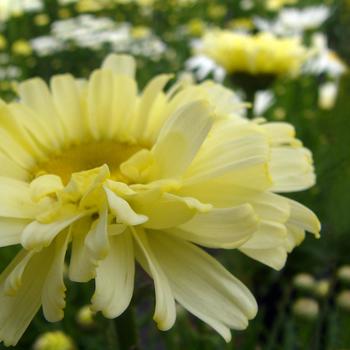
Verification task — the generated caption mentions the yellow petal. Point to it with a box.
[240,220,287,250]
[150,100,212,179]
[69,217,97,282]
[42,230,70,322]
[108,74,138,141]
[148,232,257,341]
[0,178,38,219]
[270,147,315,192]
[85,208,109,260]
[0,249,51,346]
[30,175,64,201]
[131,192,197,230]
[0,127,36,169]
[132,74,173,139]
[102,54,136,78]
[240,246,287,271]
[170,204,258,248]
[92,230,134,318]
[0,154,29,180]
[17,78,65,148]
[184,131,268,184]
[105,187,148,226]
[50,74,86,143]
[286,198,321,237]
[21,212,86,250]
[0,218,31,248]
[133,228,176,331]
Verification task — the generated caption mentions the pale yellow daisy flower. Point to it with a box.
[0,54,319,346]
[195,30,308,77]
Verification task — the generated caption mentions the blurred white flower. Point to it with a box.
[58,0,78,4]
[31,36,65,56]
[279,6,330,31]
[0,0,43,21]
[255,6,330,36]
[304,33,347,78]
[318,82,338,110]
[31,15,167,60]
[52,15,117,41]
[253,90,275,117]
[0,65,21,80]
[185,55,226,82]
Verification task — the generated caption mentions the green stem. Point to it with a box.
[114,306,140,350]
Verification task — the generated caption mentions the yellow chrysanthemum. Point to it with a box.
[196,30,308,76]
[266,0,298,11]
[0,55,320,346]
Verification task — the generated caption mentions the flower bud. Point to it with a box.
[314,279,330,298]
[76,305,95,329]
[336,291,350,312]
[33,331,75,350]
[292,298,319,320]
[293,273,316,292]
[337,265,350,284]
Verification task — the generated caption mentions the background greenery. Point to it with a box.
[0,0,349,349]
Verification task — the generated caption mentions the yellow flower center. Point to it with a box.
[34,141,143,184]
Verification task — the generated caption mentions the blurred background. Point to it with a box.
[0,0,349,349]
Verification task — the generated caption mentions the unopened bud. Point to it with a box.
[293,273,315,291]
[33,331,75,350]
[292,298,319,320]
[76,305,95,329]
[336,290,350,312]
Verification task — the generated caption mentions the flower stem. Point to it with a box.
[114,306,140,350]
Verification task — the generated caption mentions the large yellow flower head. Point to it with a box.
[0,54,320,346]
[195,30,308,76]
[265,0,298,11]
